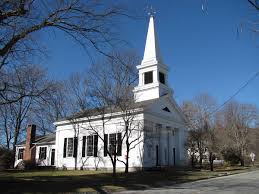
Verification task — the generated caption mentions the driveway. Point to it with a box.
[119,170,259,194]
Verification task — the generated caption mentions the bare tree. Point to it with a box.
[248,0,259,10]
[182,94,217,169]
[0,0,133,105]
[67,51,142,175]
[204,120,218,171]
[0,64,54,165]
[106,51,143,173]
[184,129,198,168]
[85,58,121,176]
[65,72,90,170]
[0,104,14,149]
[0,0,131,66]
[30,81,70,134]
[221,101,257,166]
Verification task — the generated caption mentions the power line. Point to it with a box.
[209,71,259,116]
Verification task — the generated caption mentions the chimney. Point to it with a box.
[23,124,36,162]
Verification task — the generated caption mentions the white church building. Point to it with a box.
[15,15,188,170]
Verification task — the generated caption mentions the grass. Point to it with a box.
[0,165,258,194]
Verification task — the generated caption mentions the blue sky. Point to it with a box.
[41,0,259,107]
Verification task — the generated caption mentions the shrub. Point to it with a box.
[221,148,240,166]
[0,147,13,170]
[244,155,252,166]
[24,160,36,170]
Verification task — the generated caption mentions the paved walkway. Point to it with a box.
[119,170,259,194]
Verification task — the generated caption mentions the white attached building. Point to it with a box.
[15,15,188,170]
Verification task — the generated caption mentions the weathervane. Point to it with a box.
[146,5,156,17]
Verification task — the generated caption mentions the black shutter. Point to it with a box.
[44,147,47,159]
[94,135,98,157]
[39,147,42,159]
[104,134,108,157]
[73,137,78,158]
[63,138,67,158]
[82,136,86,157]
[117,133,122,156]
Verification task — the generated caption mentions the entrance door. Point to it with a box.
[173,148,176,166]
[156,145,160,166]
[51,149,55,166]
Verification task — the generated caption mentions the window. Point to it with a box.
[107,133,122,156]
[39,147,47,160]
[87,136,93,156]
[159,72,165,84]
[144,71,153,84]
[67,138,74,157]
[18,148,24,160]
[109,133,116,155]
[84,135,98,157]
[63,137,77,158]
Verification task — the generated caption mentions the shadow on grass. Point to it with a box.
[1,166,256,194]
[0,168,193,194]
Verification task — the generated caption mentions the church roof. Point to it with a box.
[16,133,56,146]
[55,98,158,123]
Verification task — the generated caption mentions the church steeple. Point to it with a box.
[133,15,173,102]
[142,16,163,65]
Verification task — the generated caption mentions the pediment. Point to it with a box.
[143,96,187,124]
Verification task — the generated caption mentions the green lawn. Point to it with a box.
[0,166,257,194]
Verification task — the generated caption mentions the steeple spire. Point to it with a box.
[142,15,163,65]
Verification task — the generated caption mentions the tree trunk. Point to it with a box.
[125,150,129,173]
[112,161,116,177]
[199,150,203,168]
[112,153,117,177]
[12,126,20,168]
[240,157,245,166]
[6,137,10,150]
[12,143,16,168]
[125,137,129,173]
[124,124,129,174]
[240,149,245,166]
[209,152,214,171]
[191,154,195,168]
